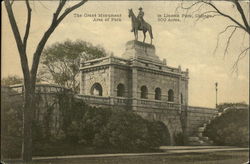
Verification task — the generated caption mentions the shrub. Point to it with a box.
[147,121,171,147]
[2,88,171,158]
[204,107,249,146]
[98,111,149,150]
[1,88,23,159]
[174,132,185,146]
[67,106,171,151]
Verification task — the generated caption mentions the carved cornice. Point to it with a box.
[80,56,189,80]
[81,65,109,73]
[136,66,181,78]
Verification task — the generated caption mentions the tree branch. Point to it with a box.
[57,0,87,24]
[223,27,237,58]
[213,25,240,55]
[10,0,14,6]
[232,0,250,34]
[232,47,249,73]
[4,0,31,86]
[30,0,87,85]
[52,0,67,24]
[203,1,248,33]
[23,0,32,52]
[181,1,202,10]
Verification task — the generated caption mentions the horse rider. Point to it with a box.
[131,7,145,32]
[137,7,144,29]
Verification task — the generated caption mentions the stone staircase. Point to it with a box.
[187,112,223,146]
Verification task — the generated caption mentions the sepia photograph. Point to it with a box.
[1,0,249,163]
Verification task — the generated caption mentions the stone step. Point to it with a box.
[188,139,213,146]
[200,137,209,141]
[198,127,205,132]
[188,137,199,142]
[188,140,211,146]
[187,117,216,146]
[197,132,203,137]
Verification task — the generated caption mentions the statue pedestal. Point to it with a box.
[122,40,162,64]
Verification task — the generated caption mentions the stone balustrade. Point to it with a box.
[75,94,181,110]
[7,84,72,96]
[137,99,180,109]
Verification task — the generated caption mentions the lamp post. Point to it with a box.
[215,82,218,108]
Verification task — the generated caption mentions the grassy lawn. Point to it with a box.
[5,150,249,164]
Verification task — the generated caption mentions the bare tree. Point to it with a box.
[178,0,249,72]
[4,0,88,162]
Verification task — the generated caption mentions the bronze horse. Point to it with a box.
[128,9,153,44]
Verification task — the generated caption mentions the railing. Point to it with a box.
[76,95,111,105]
[6,84,72,95]
[110,56,131,66]
[188,106,218,114]
[75,95,132,106]
[137,99,180,109]
[113,97,132,105]
[76,95,180,110]
[81,57,110,67]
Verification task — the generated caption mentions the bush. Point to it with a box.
[67,107,171,151]
[174,132,185,146]
[1,88,23,159]
[204,107,249,146]
[2,89,171,158]
[95,111,149,150]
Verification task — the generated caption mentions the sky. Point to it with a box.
[2,1,249,108]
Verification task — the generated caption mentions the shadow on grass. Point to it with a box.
[32,142,162,157]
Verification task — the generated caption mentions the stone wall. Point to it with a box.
[180,79,188,105]
[113,66,132,98]
[137,69,180,103]
[81,66,110,96]
[3,85,72,138]
[186,106,218,135]
[135,107,183,145]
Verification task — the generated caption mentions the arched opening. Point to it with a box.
[141,86,148,99]
[117,83,125,97]
[157,121,171,145]
[90,83,103,96]
[168,89,174,102]
[155,87,161,100]
[181,93,183,104]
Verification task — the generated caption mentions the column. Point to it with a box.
[80,70,83,95]
[109,66,115,97]
[109,57,115,105]
[132,66,138,111]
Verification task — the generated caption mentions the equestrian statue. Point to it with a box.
[128,7,153,44]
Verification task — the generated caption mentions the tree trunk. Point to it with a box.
[22,82,35,162]
[4,0,88,161]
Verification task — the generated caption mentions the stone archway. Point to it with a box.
[149,113,172,146]
[90,83,103,96]
[161,121,171,145]
[140,85,148,99]
[117,83,125,97]
[155,87,161,100]
[160,120,175,145]
[168,89,174,102]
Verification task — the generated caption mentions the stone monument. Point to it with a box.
[78,9,218,145]
[128,8,153,44]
